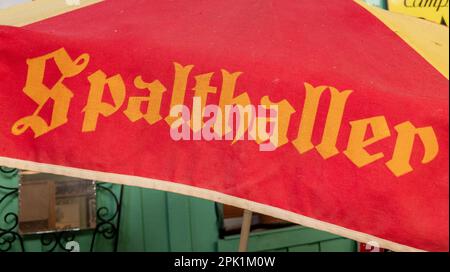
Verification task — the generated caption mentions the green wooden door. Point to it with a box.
[118,187,220,252]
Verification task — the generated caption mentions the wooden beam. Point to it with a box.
[238,209,253,252]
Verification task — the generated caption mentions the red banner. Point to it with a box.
[0,0,448,251]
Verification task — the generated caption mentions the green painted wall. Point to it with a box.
[0,171,356,252]
[118,187,220,252]
[363,0,387,9]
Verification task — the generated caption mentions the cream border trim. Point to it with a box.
[0,156,424,252]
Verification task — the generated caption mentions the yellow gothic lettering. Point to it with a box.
[343,116,391,167]
[252,96,295,149]
[124,75,167,124]
[11,47,441,178]
[165,62,194,126]
[385,121,439,177]
[11,48,89,137]
[292,83,353,159]
[225,104,256,142]
[82,70,126,132]
[191,72,217,133]
[217,69,252,136]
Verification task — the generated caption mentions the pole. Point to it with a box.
[238,209,253,252]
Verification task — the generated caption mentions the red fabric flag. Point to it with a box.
[0,0,448,251]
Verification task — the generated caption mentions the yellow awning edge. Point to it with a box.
[356,0,449,79]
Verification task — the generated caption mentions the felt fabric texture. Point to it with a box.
[0,0,448,251]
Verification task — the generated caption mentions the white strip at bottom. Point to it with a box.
[0,156,423,252]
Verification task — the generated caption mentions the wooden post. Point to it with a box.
[238,209,253,252]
